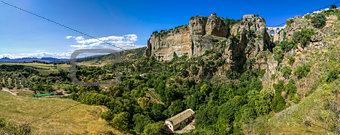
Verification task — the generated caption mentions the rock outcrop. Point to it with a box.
[145,14,271,61]
[145,25,191,60]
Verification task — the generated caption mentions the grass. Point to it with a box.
[0,91,123,135]
[247,79,339,135]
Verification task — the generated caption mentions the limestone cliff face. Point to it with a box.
[146,25,191,60]
[145,14,229,60]
[189,14,228,57]
[225,16,270,70]
[145,14,271,61]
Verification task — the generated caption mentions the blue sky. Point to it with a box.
[0,0,338,58]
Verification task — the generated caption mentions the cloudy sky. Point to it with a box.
[0,0,337,58]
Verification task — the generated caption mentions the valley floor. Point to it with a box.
[0,91,123,135]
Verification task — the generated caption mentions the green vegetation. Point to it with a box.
[0,118,31,135]
[292,28,315,48]
[294,63,311,79]
[288,56,295,65]
[312,13,327,28]
[273,46,284,63]
[276,40,296,52]
[281,66,292,78]
[286,18,294,26]
[331,5,337,9]
[326,69,339,83]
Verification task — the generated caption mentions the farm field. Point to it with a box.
[0,91,122,135]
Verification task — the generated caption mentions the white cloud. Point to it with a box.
[66,34,140,50]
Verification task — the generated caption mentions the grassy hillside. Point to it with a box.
[247,79,339,134]
[78,47,146,67]
[0,91,122,135]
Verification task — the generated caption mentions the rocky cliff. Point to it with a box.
[145,14,271,62]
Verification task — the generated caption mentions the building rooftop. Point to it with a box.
[165,109,195,127]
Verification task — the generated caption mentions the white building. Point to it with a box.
[165,109,195,131]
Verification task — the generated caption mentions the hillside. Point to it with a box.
[247,79,339,134]
[0,6,339,135]
[0,91,122,134]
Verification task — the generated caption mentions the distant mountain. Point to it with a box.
[0,57,69,63]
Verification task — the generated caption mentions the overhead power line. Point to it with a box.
[1,1,125,50]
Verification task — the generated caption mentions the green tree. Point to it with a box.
[326,69,339,83]
[142,122,163,135]
[195,105,218,127]
[294,64,311,79]
[191,65,199,75]
[173,52,178,59]
[110,112,130,132]
[293,28,315,48]
[281,66,292,78]
[273,46,284,63]
[312,13,326,28]
[285,79,297,99]
[271,94,286,112]
[331,5,337,9]
[133,114,153,134]
[288,56,295,65]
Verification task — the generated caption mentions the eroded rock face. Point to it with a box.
[145,14,271,61]
[278,16,313,41]
[146,25,191,60]
[226,16,271,70]
[189,14,228,57]
[205,14,228,37]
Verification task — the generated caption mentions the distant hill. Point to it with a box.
[0,57,69,63]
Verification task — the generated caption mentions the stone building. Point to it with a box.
[243,14,255,19]
[165,109,195,131]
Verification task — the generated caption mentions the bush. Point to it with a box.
[293,28,315,48]
[110,112,130,132]
[312,13,326,28]
[285,79,297,99]
[277,40,296,52]
[281,66,292,78]
[288,56,295,65]
[286,18,294,26]
[331,5,337,9]
[273,46,284,63]
[271,94,286,112]
[294,64,311,79]
[326,69,339,83]
[273,80,285,94]
[142,122,163,135]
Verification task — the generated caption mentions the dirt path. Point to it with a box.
[1,88,17,96]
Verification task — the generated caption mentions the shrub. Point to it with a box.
[285,79,297,99]
[281,66,292,78]
[142,122,163,135]
[226,70,240,80]
[294,64,311,79]
[312,13,326,28]
[277,40,296,52]
[191,65,199,75]
[273,80,285,94]
[326,69,339,83]
[288,56,295,65]
[331,5,337,9]
[293,28,315,48]
[110,112,130,132]
[286,18,294,26]
[273,46,284,63]
[271,94,286,112]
